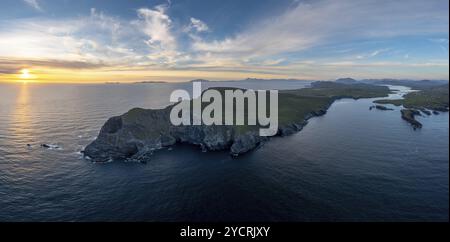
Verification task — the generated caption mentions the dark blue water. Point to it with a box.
[0,81,448,221]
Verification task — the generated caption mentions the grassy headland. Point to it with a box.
[83,81,400,161]
[374,84,449,111]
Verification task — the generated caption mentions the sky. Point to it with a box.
[0,0,448,83]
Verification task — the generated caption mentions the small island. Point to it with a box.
[400,109,423,129]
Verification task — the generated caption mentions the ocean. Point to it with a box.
[0,81,448,221]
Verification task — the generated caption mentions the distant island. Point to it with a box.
[133,78,311,84]
[133,81,170,84]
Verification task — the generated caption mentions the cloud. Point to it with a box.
[136,6,176,51]
[0,8,149,67]
[261,58,286,66]
[429,38,449,53]
[0,4,190,70]
[89,8,122,40]
[192,0,448,59]
[320,60,449,68]
[132,5,189,65]
[2,1,449,81]
[0,66,21,74]
[356,48,390,59]
[179,0,448,80]
[185,18,209,33]
[0,58,108,75]
[23,0,42,11]
[429,38,449,44]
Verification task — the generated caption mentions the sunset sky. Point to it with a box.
[0,0,448,83]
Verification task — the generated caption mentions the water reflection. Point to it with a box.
[11,83,34,145]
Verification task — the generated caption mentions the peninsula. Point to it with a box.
[375,83,449,128]
[84,81,391,162]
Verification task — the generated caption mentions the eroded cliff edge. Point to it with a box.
[84,82,391,162]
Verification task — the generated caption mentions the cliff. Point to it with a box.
[84,82,391,162]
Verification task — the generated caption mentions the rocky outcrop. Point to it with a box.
[369,105,394,111]
[84,82,392,162]
[420,109,431,116]
[401,109,422,130]
[83,106,325,162]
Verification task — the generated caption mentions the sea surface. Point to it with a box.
[0,80,448,221]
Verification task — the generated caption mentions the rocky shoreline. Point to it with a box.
[400,109,423,129]
[83,106,329,162]
[369,105,394,111]
[83,82,391,162]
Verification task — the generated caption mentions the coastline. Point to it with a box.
[84,82,392,162]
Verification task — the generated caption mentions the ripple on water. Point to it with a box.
[0,83,447,221]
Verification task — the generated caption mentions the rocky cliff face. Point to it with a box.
[84,82,392,162]
[83,106,320,162]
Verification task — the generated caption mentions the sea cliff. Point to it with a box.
[84,82,391,162]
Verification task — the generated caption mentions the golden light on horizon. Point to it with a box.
[18,68,39,83]
[20,69,31,79]
[0,66,290,84]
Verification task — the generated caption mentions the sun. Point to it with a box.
[18,69,37,83]
[20,69,31,79]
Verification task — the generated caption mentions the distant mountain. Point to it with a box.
[187,78,311,83]
[134,81,169,84]
[335,77,359,84]
[189,79,211,83]
[243,78,308,82]
[363,79,449,89]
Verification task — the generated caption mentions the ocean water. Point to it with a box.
[0,81,448,221]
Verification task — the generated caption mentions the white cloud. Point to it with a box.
[356,48,390,59]
[2,1,449,80]
[192,0,448,60]
[90,8,122,40]
[132,5,188,65]
[0,4,191,69]
[136,6,176,51]
[0,6,191,77]
[261,58,286,66]
[23,0,42,11]
[186,17,209,33]
[429,38,449,44]
[0,9,142,66]
[429,38,449,53]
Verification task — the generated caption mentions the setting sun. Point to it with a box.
[20,69,31,79]
[17,68,39,83]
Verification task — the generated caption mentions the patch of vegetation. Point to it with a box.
[370,79,448,90]
[375,84,449,111]
[286,81,392,99]
[117,82,393,136]
[207,82,391,133]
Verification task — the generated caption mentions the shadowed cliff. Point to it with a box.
[84,82,391,162]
